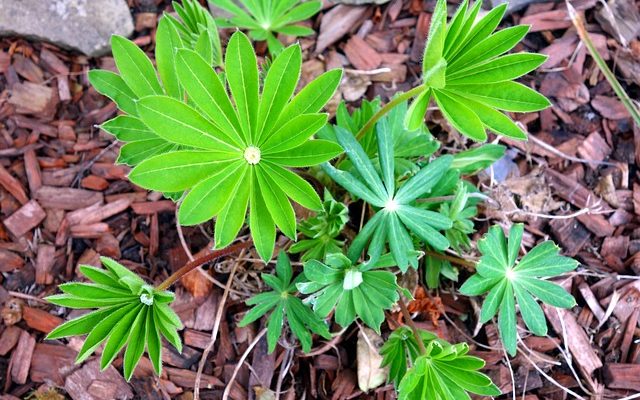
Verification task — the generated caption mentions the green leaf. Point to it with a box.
[498,284,517,355]
[256,166,296,239]
[146,310,163,375]
[100,304,143,368]
[136,95,241,152]
[123,307,148,380]
[278,69,342,124]
[178,162,245,225]
[446,82,551,112]
[404,88,430,131]
[101,116,156,142]
[175,49,244,147]
[156,17,184,99]
[129,151,239,192]
[395,155,452,203]
[447,53,547,85]
[88,70,138,115]
[452,144,506,174]
[257,44,302,141]
[434,90,486,141]
[513,283,547,336]
[397,335,500,398]
[111,35,163,97]
[261,113,328,153]
[461,223,577,354]
[260,162,322,210]
[449,25,530,71]
[46,307,115,339]
[266,140,342,167]
[213,170,250,248]
[250,171,276,261]
[225,31,260,141]
[422,0,447,77]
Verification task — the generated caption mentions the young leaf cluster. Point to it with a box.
[238,252,330,352]
[213,0,321,53]
[460,224,578,354]
[380,327,500,398]
[319,99,438,177]
[323,127,452,271]
[127,31,342,262]
[297,253,399,332]
[46,258,182,381]
[406,0,550,141]
[396,336,501,399]
[289,189,349,262]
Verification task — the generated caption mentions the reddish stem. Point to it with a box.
[156,241,252,291]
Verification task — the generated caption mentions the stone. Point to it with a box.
[0,0,134,57]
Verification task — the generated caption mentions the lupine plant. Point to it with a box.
[47,0,579,396]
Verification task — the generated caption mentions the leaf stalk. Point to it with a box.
[398,296,428,355]
[156,241,252,291]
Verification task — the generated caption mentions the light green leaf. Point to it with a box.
[266,140,342,167]
[434,90,486,141]
[111,35,163,97]
[136,95,241,152]
[88,70,138,115]
[446,82,551,112]
[225,31,260,142]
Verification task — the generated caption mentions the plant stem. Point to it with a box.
[156,241,251,291]
[567,2,640,127]
[425,250,476,270]
[398,296,427,355]
[355,85,428,140]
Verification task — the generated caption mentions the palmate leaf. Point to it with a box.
[212,0,321,54]
[459,224,578,355]
[289,189,349,262]
[322,127,452,271]
[238,252,331,352]
[46,257,182,380]
[91,0,223,169]
[128,31,342,262]
[405,0,550,141]
[396,338,501,399]
[297,253,400,332]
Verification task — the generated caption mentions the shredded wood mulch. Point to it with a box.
[1,0,639,399]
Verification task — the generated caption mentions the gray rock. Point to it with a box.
[0,0,134,57]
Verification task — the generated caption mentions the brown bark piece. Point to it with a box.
[9,329,36,384]
[22,306,62,334]
[3,199,46,237]
[64,359,134,400]
[549,218,590,257]
[35,244,56,284]
[35,186,104,210]
[545,169,614,237]
[603,364,640,391]
[543,305,602,388]
[577,131,612,167]
[8,81,58,117]
[23,149,42,195]
[131,200,175,214]
[30,343,78,386]
[164,367,223,388]
[344,36,381,70]
[0,326,22,356]
[316,5,371,53]
[0,165,29,204]
[0,249,24,272]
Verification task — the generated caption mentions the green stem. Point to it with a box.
[398,296,427,355]
[567,2,640,127]
[355,85,428,141]
[156,241,251,291]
